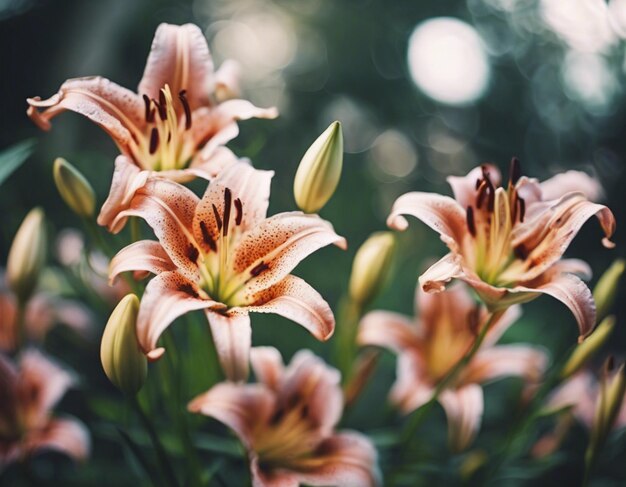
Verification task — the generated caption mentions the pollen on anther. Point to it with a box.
[234,198,243,226]
[517,197,526,223]
[199,220,217,252]
[509,157,521,185]
[179,90,192,130]
[186,244,199,263]
[149,128,159,154]
[250,261,269,277]
[212,204,223,232]
[223,188,232,237]
[466,206,476,236]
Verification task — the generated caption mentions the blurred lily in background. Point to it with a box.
[0,349,89,468]
[26,23,277,183]
[359,284,547,451]
[108,162,346,380]
[387,161,615,340]
[189,347,380,486]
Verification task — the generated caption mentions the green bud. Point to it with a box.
[590,360,626,454]
[101,294,147,395]
[349,232,396,306]
[53,158,96,218]
[6,208,46,303]
[561,316,615,379]
[294,121,343,213]
[593,259,625,322]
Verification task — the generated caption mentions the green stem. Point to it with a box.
[582,446,595,487]
[129,394,179,487]
[130,216,141,243]
[334,296,363,384]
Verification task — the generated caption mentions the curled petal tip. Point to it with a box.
[602,237,616,249]
[147,347,165,361]
[578,335,585,344]
[387,215,408,231]
[335,236,348,251]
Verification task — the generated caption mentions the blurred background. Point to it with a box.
[1,0,625,485]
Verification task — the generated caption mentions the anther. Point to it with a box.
[517,197,526,223]
[178,283,200,299]
[149,128,159,154]
[250,261,269,277]
[153,98,167,121]
[476,180,488,209]
[234,198,243,226]
[178,90,192,130]
[509,157,521,186]
[212,204,223,232]
[142,94,152,122]
[199,221,217,252]
[466,206,476,236]
[223,188,232,237]
[186,244,199,263]
[513,244,528,260]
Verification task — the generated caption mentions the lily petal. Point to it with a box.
[188,382,275,448]
[26,417,90,461]
[233,213,346,296]
[250,346,285,391]
[447,164,500,209]
[98,156,149,231]
[245,275,335,342]
[206,310,252,381]
[138,23,213,110]
[439,384,484,452]
[214,59,241,101]
[540,170,603,202]
[461,345,548,385]
[19,350,75,429]
[358,311,418,353]
[390,352,434,413]
[137,272,216,360]
[27,77,145,152]
[250,458,299,487]
[114,179,201,281]
[386,192,467,250]
[109,240,176,283]
[418,253,465,293]
[289,432,380,487]
[520,272,596,341]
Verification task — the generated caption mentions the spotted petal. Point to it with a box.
[206,310,252,382]
[439,384,484,452]
[109,240,176,283]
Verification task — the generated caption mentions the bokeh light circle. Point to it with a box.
[407,17,490,105]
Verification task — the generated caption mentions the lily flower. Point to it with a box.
[0,274,93,353]
[27,23,277,182]
[108,162,346,381]
[189,347,380,487]
[358,284,547,451]
[387,160,616,340]
[0,349,89,468]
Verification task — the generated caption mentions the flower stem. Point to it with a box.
[129,394,179,487]
[14,299,27,351]
[334,296,363,384]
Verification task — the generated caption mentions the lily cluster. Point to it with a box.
[0,19,621,487]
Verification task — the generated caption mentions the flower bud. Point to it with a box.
[101,294,147,395]
[593,259,625,322]
[6,208,46,302]
[294,121,343,213]
[53,158,96,218]
[590,360,626,454]
[561,316,615,379]
[349,232,396,306]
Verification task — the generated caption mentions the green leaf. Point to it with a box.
[117,427,165,487]
[0,139,36,187]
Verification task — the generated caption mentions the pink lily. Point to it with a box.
[27,23,277,183]
[387,160,616,340]
[0,349,89,468]
[358,284,547,451]
[0,274,92,353]
[108,162,346,381]
[189,347,380,487]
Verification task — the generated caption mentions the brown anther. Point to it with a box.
[605,355,615,373]
[234,198,243,226]
[186,244,199,263]
[468,306,481,335]
[475,178,481,190]
[178,283,199,299]
[178,90,192,130]
[212,204,223,232]
[167,131,172,143]
[509,157,521,186]
[466,206,476,236]
[476,180,488,209]
[250,261,269,277]
[487,188,495,212]
[517,197,526,223]
[199,221,217,252]
[142,94,152,122]
[149,128,159,154]
[223,188,232,237]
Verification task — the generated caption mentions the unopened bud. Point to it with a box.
[349,232,396,306]
[294,121,343,213]
[593,259,625,322]
[562,316,615,379]
[590,360,626,453]
[53,158,96,218]
[101,294,147,395]
[7,208,46,302]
